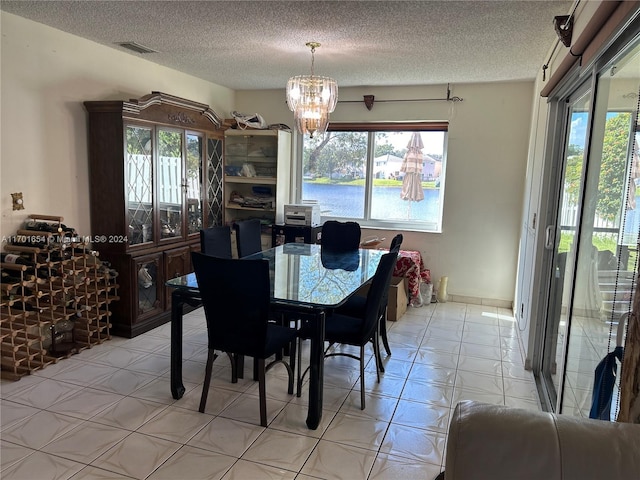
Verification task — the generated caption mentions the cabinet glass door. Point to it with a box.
[126,126,154,246]
[136,255,162,318]
[158,129,183,239]
[186,133,204,234]
[207,137,224,227]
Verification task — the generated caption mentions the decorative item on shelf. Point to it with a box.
[260,146,277,157]
[231,111,268,130]
[286,42,338,138]
[241,163,257,177]
[224,165,242,176]
[436,276,449,303]
[11,192,24,211]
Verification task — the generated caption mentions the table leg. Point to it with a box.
[306,310,325,430]
[170,290,186,400]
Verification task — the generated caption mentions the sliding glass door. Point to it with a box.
[539,32,640,417]
[539,83,592,411]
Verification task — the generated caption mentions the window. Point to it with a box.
[297,123,447,232]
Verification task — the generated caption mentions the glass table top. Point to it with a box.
[166,243,386,308]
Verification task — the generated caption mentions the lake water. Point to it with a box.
[302,183,441,222]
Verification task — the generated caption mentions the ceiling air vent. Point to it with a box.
[115,42,157,54]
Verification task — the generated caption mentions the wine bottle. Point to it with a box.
[96,264,119,279]
[1,271,28,284]
[1,253,35,267]
[1,293,15,304]
[11,301,45,314]
[65,272,91,286]
[23,287,43,298]
[46,249,71,262]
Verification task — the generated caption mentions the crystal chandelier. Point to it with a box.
[286,42,338,138]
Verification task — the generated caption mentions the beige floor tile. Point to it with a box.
[242,429,318,471]
[379,423,446,465]
[2,410,83,449]
[221,459,297,480]
[41,421,129,463]
[91,432,181,479]
[323,412,389,450]
[1,450,85,480]
[0,301,539,479]
[369,452,442,480]
[188,416,264,457]
[137,405,213,443]
[300,439,377,479]
[147,445,236,480]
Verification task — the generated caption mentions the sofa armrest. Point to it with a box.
[444,400,640,480]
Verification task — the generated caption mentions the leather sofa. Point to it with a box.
[439,400,640,479]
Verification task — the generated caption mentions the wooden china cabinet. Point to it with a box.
[84,92,224,337]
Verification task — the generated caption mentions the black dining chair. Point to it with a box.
[199,226,232,259]
[191,252,296,427]
[389,233,403,253]
[297,250,398,409]
[320,220,361,253]
[379,234,403,358]
[234,218,263,258]
[335,233,403,371]
[325,250,398,409]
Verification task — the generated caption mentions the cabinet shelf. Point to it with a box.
[226,203,276,212]
[226,155,276,163]
[224,176,277,185]
[224,129,291,232]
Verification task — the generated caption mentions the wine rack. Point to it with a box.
[0,214,119,380]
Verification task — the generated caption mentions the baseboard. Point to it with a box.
[447,294,513,309]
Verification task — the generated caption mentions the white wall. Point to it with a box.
[237,82,534,305]
[0,13,234,239]
[1,12,533,306]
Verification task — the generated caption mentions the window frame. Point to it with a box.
[294,121,448,233]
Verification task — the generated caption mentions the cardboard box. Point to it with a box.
[387,276,408,321]
[353,275,408,321]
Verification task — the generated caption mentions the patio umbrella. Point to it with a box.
[400,132,425,217]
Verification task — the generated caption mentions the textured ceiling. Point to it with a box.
[1,0,574,90]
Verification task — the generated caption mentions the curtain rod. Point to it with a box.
[337,84,463,110]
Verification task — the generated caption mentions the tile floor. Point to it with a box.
[1,301,541,480]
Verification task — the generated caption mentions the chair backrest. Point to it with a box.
[199,226,232,259]
[320,249,360,272]
[191,252,270,356]
[389,233,403,253]
[234,219,263,258]
[362,251,399,337]
[321,220,361,253]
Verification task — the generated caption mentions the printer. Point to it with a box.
[284,203,321,226]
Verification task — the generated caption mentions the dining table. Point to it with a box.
[166,243,386,430]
